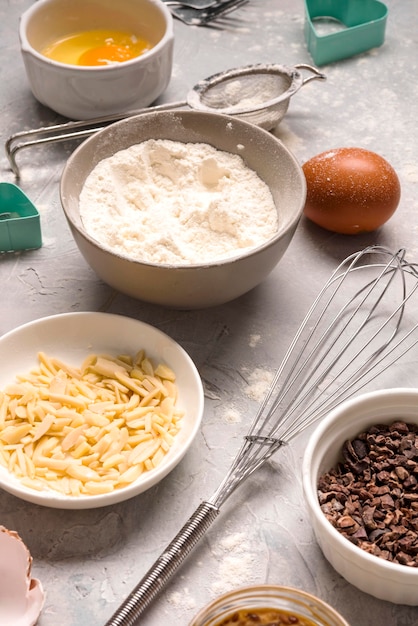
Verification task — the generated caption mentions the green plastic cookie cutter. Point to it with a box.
[0,182,42,252]
[304,0,388,66]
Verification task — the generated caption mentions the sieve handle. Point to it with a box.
[5,99,187,179]
[294,63,327,86]
[104,501,220,626]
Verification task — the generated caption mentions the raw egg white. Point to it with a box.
[41,29,152,66]
[302,147,401,235]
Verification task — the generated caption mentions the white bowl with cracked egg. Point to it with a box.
[19,0,174,119]
[60,109,306,309]
[0,312,204,509]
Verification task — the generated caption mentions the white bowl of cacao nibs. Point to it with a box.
[302,388,418,605]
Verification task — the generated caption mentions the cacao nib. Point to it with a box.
[317,420,418,567]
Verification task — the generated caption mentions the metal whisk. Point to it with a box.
[104,245,418,626]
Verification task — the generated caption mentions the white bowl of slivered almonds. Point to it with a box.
[0,312,204,509]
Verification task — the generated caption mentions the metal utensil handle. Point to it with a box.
[294,63,327,85]
[5,99,186,178]
[104,501,220,626]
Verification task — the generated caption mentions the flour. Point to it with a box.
[210,531,258,595]
[244,367,274,402]
[249,333,261,348]
[223,407,242,424]
[222,76,282,111]
[79,139,278,265]
[167,588,197,611]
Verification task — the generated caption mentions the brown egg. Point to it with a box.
[302,147,401,235]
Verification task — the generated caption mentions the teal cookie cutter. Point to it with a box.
[304,0,388,66]
[0,182,42,252]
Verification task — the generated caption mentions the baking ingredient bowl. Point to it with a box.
[60,110,306,309]
[0,312,204,509]
[19,0,174,120]
[189,584,349,626]
[302,388,418,605]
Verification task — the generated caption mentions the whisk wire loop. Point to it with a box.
[250,247,412,444]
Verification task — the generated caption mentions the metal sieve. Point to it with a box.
[6,62,326,178]
[187,62,325,128]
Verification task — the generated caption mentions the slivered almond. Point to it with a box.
[0,350,183,496]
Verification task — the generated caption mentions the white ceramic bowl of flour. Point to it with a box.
[60,110,306,308]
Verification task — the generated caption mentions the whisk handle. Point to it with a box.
[104,501,220,626]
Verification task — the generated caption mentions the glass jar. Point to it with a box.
[188,585,350,626]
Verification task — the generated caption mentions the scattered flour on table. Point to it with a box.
[167,587,197,611]
[164,533,257,612]
[402,162,418,183]
[249,333,261,348]
[223,407,242,424]
[210,532,258,595]
[165,533,257,612]
[79,139,278,265]
[244,367,274,402]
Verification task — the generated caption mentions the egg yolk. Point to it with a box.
[78,43,136,66]
[42,29,152,67]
